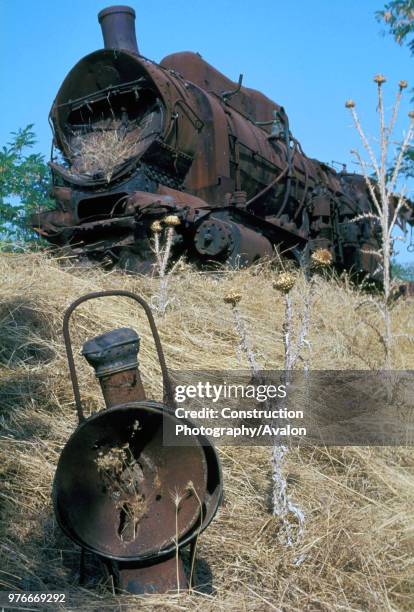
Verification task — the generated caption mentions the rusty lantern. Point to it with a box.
[53,290,222,594]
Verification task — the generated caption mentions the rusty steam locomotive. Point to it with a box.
[32,5,414,277]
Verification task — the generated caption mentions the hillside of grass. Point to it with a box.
[1,252,413,610]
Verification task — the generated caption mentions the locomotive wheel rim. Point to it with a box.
[53,400,222,562]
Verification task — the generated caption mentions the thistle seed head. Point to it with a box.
[311,248,333,268]
[399,80,408,90]
[150,220,162,233]
[374,74,386,85]
[223,291,242,306]
[273,272,296,294]
[164,214,181,227]
[345,99,356,109]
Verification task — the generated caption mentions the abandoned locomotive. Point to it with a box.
[32,5,413,277]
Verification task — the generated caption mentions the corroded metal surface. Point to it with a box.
[32,6,414,279]
[53,402,208,560]
[82,328,147,406]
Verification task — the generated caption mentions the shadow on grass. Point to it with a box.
[0,297,56,367]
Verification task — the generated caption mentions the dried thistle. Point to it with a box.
[399,80,408,90]
[345,99,356,109]
[164,215,181,227]
[271,268,308,546]
[151,220,162,233]
[224,290,259,373]
[223,291,242,307]
[273,272,296,294]
[347,71,414,369]
[311,248,333,268]
[151,218,179,315]
[374,74,386,85]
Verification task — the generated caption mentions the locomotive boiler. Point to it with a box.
[32,5,414,277]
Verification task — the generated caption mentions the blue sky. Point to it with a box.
[1,0,413,262]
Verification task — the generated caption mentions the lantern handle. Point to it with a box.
[62,290,174,423]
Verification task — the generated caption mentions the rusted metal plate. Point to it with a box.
[112,555,188,594]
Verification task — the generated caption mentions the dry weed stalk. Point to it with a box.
[222,289,305,544]
[168,480,202,594]
[151,216,181,315]
[170,487,184,594]
[223,291,260,374]
[223,270,313,547]
[346,76,414,368]
[270,252,332,546]
[186,480,203,592]
[272,271,307,546]
[94,443,146,543]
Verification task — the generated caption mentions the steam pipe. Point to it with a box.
[98,5,139,54]
[82,327,146,408]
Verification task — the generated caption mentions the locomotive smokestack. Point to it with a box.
[98,5,139,54]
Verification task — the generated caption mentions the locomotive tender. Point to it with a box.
[32,5,414,276]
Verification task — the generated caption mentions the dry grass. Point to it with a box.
[69,128,139,181]
[0,251,413,610]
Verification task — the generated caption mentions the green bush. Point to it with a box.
[0,125,53,248]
